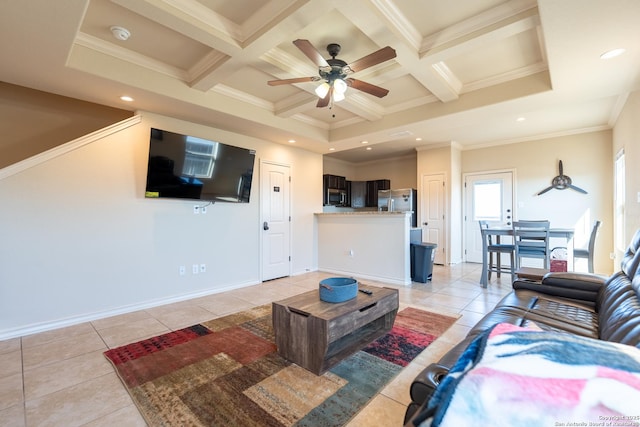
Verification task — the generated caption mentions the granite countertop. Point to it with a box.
[315,211,411,215]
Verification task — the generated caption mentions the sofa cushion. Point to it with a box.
[493,290,598,333]
[597,268,640,347]
[412,323,640,427]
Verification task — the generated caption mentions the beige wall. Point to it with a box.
[461,131,613,273]
[0,111,323,339]
[613,91,640,247]
[0,82,132,169]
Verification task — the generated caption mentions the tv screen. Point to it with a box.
[144,128,256,203]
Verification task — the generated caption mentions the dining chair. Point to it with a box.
[573,220,601,273]
[479,220,515,282]
[512,220,551,269]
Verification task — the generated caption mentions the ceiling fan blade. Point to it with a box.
[267,77,318,86]
[347,78,389,98]
[345,46,396,73]
[569,184,588,194]
[537,186,554,195]
[293,39,329,67]
[558,160,564,176]
[316,87,332,108]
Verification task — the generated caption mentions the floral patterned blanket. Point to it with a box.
[416,323,640,427]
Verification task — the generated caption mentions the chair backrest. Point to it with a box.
[587,220,602,253]
[512,220,550,251]
[478,220,492,245]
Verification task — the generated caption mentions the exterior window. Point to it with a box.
[473,181,502,221]
[182,137,218,179]
[615,150,625,251]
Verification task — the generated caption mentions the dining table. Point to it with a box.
[479,226,575,288]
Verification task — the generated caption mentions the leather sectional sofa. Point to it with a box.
[404,229,640,425]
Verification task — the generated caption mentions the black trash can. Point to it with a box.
[411,242,437,283]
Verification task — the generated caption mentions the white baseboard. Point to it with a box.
[0,279,260,341]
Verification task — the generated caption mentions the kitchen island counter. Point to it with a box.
[315,211,412,285]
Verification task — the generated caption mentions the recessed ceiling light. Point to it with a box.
[288,139,296,143]
[329,148,335,151]
[600,48,626,59]
[516,117,526,122]
[120,95,134,102]
[361,140,368,144]
[365,147,372,151]
[415,137,422,141]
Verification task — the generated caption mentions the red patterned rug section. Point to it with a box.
[393,306,458,336]
[105,324,275,388]
[363,324,437,367]
[104,324,211,365]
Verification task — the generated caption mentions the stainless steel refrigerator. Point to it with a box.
[378,188,417,227]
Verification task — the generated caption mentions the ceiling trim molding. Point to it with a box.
[419,0,538,55]
[261,47,318,80]
[188,50,231,87]
[369,0,422,51]
[274,92,318,117]
[111,0,242,54]
[384,95,439,115]
[608,92,630,127]
[461,62,548,94]
[291,113,331,130]
[421,8,540,64]
[74,33,188,81]
[431,61,463,95]
[463,125,612,151]
[213,85,273,111]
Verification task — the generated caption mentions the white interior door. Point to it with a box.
[464,171,514,263]
[261,161,291,281]
[420,173,445,265]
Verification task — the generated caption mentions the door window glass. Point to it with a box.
[473,181,502,221]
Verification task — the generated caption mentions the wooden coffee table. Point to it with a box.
[272,284,399,375]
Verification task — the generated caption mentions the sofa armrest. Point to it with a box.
[409,363,450,404]
[513,272,606,305]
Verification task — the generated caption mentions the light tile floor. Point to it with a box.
[0,263,513,427]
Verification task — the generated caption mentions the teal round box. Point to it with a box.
[319,277,358,303]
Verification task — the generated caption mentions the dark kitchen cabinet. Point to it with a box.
[323,174,346,190]
[323,174,347,205]
[365,179,391,207]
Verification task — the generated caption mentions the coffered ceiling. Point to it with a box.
[1,0,639,163]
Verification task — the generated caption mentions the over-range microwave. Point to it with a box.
[327,188,347,206]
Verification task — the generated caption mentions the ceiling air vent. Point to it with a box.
[389,130,413,138]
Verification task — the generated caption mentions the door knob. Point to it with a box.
[263,221,269,230]
[423,222,428,226]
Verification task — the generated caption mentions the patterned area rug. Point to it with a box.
[104,304,458,426]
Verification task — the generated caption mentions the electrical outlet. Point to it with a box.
[193,205,200,214]
[179,266,185,276]
[192,264,199,274]
[200,264,206,273]
[201,206,207,214]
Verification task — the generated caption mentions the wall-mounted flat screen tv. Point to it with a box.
[144,128,256,203]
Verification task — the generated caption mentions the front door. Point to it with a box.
[261,161,291,281]
[464,171,514,263]
[420,173,446,265]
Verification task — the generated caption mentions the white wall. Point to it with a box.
[613,91,640,245]
[461,130,613,273]
[0,112,323,339]
[317,213,411,285]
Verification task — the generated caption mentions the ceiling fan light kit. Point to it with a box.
[268,39,396,108]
